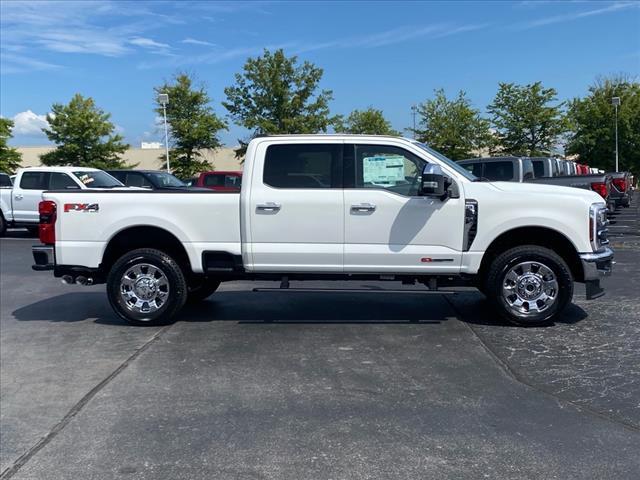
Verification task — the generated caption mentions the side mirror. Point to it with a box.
[420,164,445,197]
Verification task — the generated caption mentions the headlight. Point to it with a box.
[589,203,609,252]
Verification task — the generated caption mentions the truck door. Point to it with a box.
[12,171,50,223]
[343,143,465,273]
[247,142,344,272]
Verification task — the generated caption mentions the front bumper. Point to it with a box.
[32,245,54,271]
[580,247,614,300]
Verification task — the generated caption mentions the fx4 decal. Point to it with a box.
[64,203,99,213]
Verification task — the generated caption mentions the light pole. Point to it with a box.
[411,104,417,139]
[612,96,620,172]
[159,93,170,173]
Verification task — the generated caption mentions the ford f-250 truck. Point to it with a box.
[32,136,614,327]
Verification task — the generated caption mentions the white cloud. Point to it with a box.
[182,37,217,47]
[11,110,50,136]
[1,52,60,74]
[518,1,638,29]
[129,37,170,50]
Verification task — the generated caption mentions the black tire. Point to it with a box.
[106,248,188,326]
[484,245,573,327]
[187,279,221,303]
[0,213,6,237]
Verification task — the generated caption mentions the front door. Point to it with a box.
[247,142,344,272]
[343,143,465,273]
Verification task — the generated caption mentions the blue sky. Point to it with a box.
[1,0,639,147]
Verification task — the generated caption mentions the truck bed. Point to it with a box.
[43,189,242,273]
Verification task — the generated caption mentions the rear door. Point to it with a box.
[12,171,49,223]
[247,141,344,272]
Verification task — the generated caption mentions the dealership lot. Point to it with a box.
[1,197,638,479]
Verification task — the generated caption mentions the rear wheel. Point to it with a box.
[0,214,6,236]
[484,245,573,326]
[107,248,187,326]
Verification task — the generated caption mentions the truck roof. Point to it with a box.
[16,166,102,173]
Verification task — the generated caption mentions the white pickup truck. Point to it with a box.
[1,167,124,235]
[32,135,614,326]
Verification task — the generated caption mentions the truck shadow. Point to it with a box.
[11,290,588,327]
[450,293,589,328]
[12,290,453,325]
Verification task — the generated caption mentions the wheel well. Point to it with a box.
[478,227,584,282]
[101,226,192,276]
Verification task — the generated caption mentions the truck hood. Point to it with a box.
[487,181,602,203]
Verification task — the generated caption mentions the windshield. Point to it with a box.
[147,172,186,187]
[72,170,123,188]
[412,142,477,181]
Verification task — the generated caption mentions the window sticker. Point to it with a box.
[363,155,405,185]
[77,174,95,185]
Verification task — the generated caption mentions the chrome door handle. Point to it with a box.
[14,194,23,200]
[256,202,281,212]
[351,203,376,213]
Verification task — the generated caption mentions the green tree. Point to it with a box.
[414,89,494,160]
[565,75,640,173]
[40,94,129,169]
[0,118,22,174]
[223,49,337,158]
[154,73,227,178]
[487,82,567,156]
[334,107,399,135]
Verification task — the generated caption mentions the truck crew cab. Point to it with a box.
[32,136,613,327]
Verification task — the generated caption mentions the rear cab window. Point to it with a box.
[263,144,342,189]
[0,174,12,187]
[483,161,515,181]
[49,172,80,189]
[531,160,545,178]
[19,171,49,190]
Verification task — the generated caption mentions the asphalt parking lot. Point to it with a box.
[1,195,638,479]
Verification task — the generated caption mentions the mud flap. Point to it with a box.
[585,280,605,300]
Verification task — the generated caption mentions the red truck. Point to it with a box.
[191,171,242,192]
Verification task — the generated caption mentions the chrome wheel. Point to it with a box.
[119,263,170,315]
[502,261,559,316]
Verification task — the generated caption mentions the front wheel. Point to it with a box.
[107,248,187,326]
[187,279,221,303]
[484,245,573,327]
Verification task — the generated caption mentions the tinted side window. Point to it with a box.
[461,162,483,178]
[20,171,49,190]
[0,174,12,187]
[264,144,341,189]
[108,171,126,182]
[49,173,78,189]
[126,173,152,188]
[204,174,225,187]
[483,162,515,181]
[225,175,241,187]
[531,160,545,178]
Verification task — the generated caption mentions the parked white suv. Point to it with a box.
[1,167,123,234]
[31,136,613,326]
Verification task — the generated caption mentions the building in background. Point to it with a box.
[14,146,243,171]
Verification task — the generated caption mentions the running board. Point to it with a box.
[252,287,457,294]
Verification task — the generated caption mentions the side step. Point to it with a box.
[252,287,457,295]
